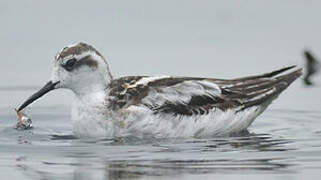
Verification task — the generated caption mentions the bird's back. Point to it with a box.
[104,66,301,138]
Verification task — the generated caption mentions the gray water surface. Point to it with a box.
[1,95,321,179]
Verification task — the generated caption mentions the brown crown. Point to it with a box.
[56,42,103,60]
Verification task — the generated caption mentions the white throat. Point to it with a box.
[72,82,107,98]
[71,86,108,137]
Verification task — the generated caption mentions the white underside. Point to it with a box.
[71,101,270,138]
[121,105,266,138]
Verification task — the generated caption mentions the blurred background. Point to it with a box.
[1,0,321,110]
[1,1,321,180]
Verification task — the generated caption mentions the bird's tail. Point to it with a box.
[240,66,302,110]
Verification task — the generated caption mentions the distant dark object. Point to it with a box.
[303,50,320,85]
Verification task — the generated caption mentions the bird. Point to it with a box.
[303,50,320,86]
[17,42,302,138]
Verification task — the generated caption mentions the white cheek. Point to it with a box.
[50,65,69,88]
[70,68,97,86]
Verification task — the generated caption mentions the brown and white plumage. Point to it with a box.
[17,42,302,138]
[107,66,301,116]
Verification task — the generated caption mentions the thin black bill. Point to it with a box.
[17,81,59,111]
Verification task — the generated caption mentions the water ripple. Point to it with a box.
[0,107,321,179]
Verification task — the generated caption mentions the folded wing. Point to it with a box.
[107,66,302,116]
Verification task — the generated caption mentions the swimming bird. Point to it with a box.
[303,50,320,86]
[17,43,302,138]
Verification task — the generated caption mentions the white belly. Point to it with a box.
[70,86,271,138]
[120,105,267,138]
[71,104,268,138]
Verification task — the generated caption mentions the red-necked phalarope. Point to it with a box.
[17,42,302,138]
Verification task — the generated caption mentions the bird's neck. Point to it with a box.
[70,70,112,97]
[71,87,110,137]
[72,85,107,118]
[72,83,107,98]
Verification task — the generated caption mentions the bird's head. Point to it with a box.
[18,42,112,111]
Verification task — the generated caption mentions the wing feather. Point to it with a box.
[107,66,302,116]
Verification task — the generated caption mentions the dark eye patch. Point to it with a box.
[62,58,77,71]
[74,55,98,70]
[62,55,98,72]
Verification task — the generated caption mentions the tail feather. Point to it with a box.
[240,68,302,110]
[221,67,302,111]
[232,65,297,81]
[275,68,303,87]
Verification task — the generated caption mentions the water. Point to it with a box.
[1,1,321,179]
[1,92,321,179]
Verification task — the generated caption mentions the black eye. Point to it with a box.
[63,58,77,71]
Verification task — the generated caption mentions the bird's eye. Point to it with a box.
[63,58,77,71]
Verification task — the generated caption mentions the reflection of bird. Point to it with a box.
[17,43,302,138]
[303,50,320,85]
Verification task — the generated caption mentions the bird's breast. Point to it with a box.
[71,92,119,137]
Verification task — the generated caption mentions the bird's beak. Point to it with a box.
[17,81,60,111]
